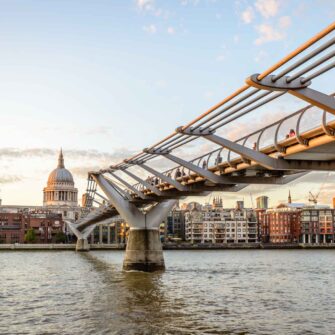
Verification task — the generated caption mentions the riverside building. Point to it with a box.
[258,191,335,244]
[0,150,81,242]
[256,196,269,209]
[185,199,258,244]
[165,202,186,240]
[300,207,335,244]
[258,205,301,243]
[0,211,64,244]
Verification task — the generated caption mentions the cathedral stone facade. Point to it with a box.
[43,149,78,207]
[42,149,81,224]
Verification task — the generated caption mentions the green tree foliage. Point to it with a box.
[55,231,67,244]
[25,228,36,243]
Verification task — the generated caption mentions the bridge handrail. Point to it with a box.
[87,23,335,203]
[113,23,335,171]
[129,98,335,194]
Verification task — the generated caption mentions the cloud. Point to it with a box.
[254,23,284,45]
[204,91,214,99]
[135,0,154,11]
[135,0,169,18]
[143,24,157,34]
[255,0,279,18]
[180,0,200,5]
[0,175,22,184]
[70,166,103,178]
[241,7,254,24]
[83,126,114,136]
[254,49,268,63]
[155,79,167,88]
[0,147,136,162]
[167,26,175,34]
[0,148,55,158]
[278,15,291,29]
[216,54,225,62]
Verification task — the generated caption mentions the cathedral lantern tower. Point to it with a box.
[43,149,78,207]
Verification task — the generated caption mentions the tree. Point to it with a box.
[55,231,67,244]
[25,228,36,243]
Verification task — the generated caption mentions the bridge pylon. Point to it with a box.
[92,173,177,272]
[66,220,97,251]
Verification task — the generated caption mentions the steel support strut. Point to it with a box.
[108,171,147,199]
[137,163,189,191]
[175,127,290,170]
[145,150,235,184]
[121,168,163,195]
[246,74,335,115]
[175,127,335,171]
[91,173,177,272]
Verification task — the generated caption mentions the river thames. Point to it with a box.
[1,250,335,335]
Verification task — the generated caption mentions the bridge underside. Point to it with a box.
[68,24,335,271]
[68,123,335,270]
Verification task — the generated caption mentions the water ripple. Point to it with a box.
[0,250,335,334]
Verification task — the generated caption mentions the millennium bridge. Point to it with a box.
[68,22,335,272]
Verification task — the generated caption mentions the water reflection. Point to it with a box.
[79,252,172,335]
[1,250,335,335]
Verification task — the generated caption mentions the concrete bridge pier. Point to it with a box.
[76,238,90,251]
[124,228,164,271]
[93,174,177,272]
[66,220,97,252]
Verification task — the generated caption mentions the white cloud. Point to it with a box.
[204,91,214,100]
[254,23,284,45]
[216,54,225,62]
[167,26,175,34]
[0,147,135,162]
[0,175,21,184]
[155,79,167,88]
[241,6,254,24]
[254,49,268,63]
[255,0,279,18]
[180,0,200,6]
[143,24,157,34]
[136,0,154,11]
[278,15,291,29]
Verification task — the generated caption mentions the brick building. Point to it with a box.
[27,212,63,243]
[0,211,64,244]
[0,213,25,244]
[258,205,301,243]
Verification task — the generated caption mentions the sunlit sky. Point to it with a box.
[0,0,334,207]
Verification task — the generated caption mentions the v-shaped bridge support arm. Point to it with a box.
[138,163,188,191]
[91,173,177,229]
[143,149,236,184]
[175,127,335,171]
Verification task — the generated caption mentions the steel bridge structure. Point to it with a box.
[68,22,335,271]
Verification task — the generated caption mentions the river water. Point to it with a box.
[1,250,335,335]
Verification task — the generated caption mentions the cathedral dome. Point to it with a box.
[43,149,78,207]
[47,149,74,186]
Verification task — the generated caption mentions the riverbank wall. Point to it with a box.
[1,243,335,251]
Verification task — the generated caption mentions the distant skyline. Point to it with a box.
[0,0,334,206]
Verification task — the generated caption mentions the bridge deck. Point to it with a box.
[136,118,335,198]
[72,23,335,230]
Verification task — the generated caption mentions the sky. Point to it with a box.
[0,0,334,207]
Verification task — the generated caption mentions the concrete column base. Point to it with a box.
[123,229,165,272]
[76,238,90,251]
